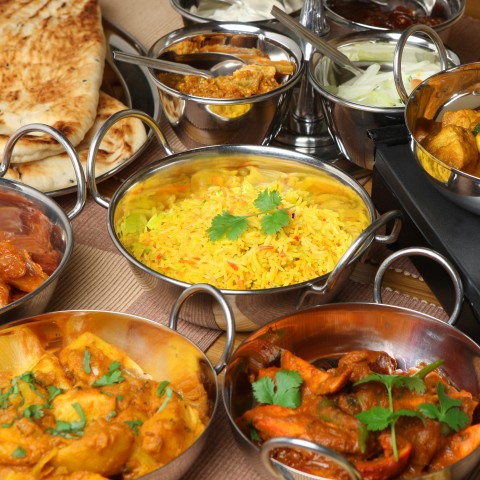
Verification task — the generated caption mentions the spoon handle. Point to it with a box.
[113,51,212,78]
[270,6,363,77]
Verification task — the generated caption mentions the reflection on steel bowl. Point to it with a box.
[147,23,303,149]
[308,28,460,169]
[404,62,480,215]
[0,287,233,480]
[324,0,465,41]
[87,111,402,329]
[223,297,480,479]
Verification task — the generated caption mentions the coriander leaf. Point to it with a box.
[124,419,143,436]
[47,402,86,438]
[2,419,15,428]
[418,383,469,433]
[252,370,303,409]
[248,421,262,442]
[106,410,117,421]
[45,386,63,407]
[261,209,291,236]
[356,406,391,431]
[157,386,173,413]
[157,381,170,398]
[473,123,480,136]
[254,189,282,212]
[83,348,91,374]
[92,361,124,387]
[207,211,248,242]
[23,404,44,420]
[11,446,26,458]
[413,359,445,379]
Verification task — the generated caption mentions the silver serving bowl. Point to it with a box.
[223,247,480,480]
[324,0,465,42]
[308,26,460,170]
[87,110,402,331]
[0,283,235,479]
[0,124,86,323]
[402,62,480,216]
[169,0,304,27]
[146,23,303,150]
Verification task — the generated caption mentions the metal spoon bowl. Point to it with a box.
[113,50,245,78]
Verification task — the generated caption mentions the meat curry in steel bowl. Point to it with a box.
[401,62,480,215]
[223,296,480,480]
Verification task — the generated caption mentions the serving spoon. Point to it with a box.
[113,51,244,78]
[270,6,363,77]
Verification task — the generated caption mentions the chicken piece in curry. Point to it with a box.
[0,329,209,479]
[239,348,480,480]
[419,108,480,175]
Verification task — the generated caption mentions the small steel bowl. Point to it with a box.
[0,283,235,479]
[401,62,480,216]
[0,124,86,323]
[308,26,460,170]
[223,247,480,480]
[87,110,403,331]
[169,0,303,27]
[324,0,465,42]
[147,23,303,150]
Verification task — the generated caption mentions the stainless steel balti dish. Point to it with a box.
[146,23,303,149]
[87,110,402,331]
[0,283,235,479]
[223,247,480,480]
[0,124,86,323]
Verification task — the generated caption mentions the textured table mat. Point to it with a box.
[48,4,478,478]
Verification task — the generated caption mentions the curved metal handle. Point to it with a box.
[260,437,362,480]
[86,109,173,209]
[0,123,86,220]
[393,24,449,104]
[168,284,235,374]
[297,210,402,307]
[373,247,464,326]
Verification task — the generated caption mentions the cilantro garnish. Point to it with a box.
[83,348,91,374]
[252,370,303,409]
[473,123,480,136]
[207,189,292,242]
[124,419,143,436]
[23,404,44,420]
[354,371,426,462]
[0,372,43,409]
[106,410,117,421]
[11,446,26,458]
[157,381,170,398]
[157,386,173,413]
[47,402,86,438]
[418,382,469,434]
[92,361,124,387]
[45,386,62,407]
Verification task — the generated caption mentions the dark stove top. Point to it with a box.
[371,141,480,344]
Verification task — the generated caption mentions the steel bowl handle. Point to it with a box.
[168,283,235,374]
[0,123,86,220]
[373,246,464,326]
[297,209,402,307]
[86,109,174,209]
[393,24,449,105]
[260,437,362,480]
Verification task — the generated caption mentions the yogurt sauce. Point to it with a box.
[190,0,304,22]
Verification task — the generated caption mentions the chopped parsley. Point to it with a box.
[47,402,87,438]
[124,419,143,436]
[92,361,124,387]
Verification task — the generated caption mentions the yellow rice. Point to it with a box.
[115,166,370,290]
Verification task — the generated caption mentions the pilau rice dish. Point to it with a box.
[114,166,370,290]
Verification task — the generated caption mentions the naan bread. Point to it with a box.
[0,0,106,163]
[5,91,147,192]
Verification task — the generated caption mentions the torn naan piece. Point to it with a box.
[0,0,106,163]
[5,91,147,192]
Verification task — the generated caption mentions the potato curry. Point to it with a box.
[239,348,480,480]
[0,328,209,479]
[418,108,480,175]
[158,36,295,99]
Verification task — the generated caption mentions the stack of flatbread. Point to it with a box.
[0,0,147,192]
